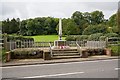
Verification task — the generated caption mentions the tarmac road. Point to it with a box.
[2,59,119,79]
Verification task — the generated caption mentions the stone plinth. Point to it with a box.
[52,40,69,49]
[43,50,51,60]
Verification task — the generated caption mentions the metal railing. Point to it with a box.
[6,40,107,51]
[76,41,82,57]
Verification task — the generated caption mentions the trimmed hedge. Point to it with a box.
[99,36,107,41]
[108,45,119,56]
[65,35,88,41]
[88,33,103,41]
[1,49,6,62]
[8,36,34,41]
[65,33,119,41]
[11,48,43,59]
[104,33,119,38]
[65,35,76,41]
[76,35,88,41]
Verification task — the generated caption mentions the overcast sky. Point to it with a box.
[0,0,119,20]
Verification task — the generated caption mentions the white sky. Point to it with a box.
[0,0,119,20]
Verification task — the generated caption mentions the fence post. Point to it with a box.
[105,37,108,48]
[10,40,11,51]
[3,33,7,50]
[14,41,16,49]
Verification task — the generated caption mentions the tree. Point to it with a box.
[118,7,120,36]
[62,19,80,35]
[82,24,108,35]
[90,11,104,25]
[2,18,20,34]
[108,13,117,27]
[44,17,58,35]
[2,18,10,34]
[10,18,20,33]
[71,11,89,34]
[19,20,27,35]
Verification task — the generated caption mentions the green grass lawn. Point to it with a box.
[27,35,66,42]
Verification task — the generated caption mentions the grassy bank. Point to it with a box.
[28,35,66,42]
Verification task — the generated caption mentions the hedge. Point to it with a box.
[76,35,88,41]
[7,35,34,41]
[65,35,89,41]
[88,33,103,41]
[108,45,120,56]
[11,48,43,59]
[65,35,77,41]
[104,33,119,38]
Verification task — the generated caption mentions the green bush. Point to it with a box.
[65,35,77,41]
[76,35,88,41]
[108,45,119,56]
[7,35,34,41]
[82,24,108,35]
[100,36,107,41]
[88,33,103,41]
[11,48,43,59]
[65,35,88,41]
[1,49,7,62]
[104,33,119,38]
[12,48,42,55]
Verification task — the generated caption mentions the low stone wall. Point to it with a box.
[5,52,11,62]
[4,48,112,62]
[43,50,51,60]
[81,50,88,58]
[104,48,111,56]
[81,48,111,58]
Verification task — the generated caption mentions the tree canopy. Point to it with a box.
[2,10,118,36]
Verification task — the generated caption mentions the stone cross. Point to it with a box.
[59,18,62,40]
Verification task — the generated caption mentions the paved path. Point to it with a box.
[2,56,118,67]
[2,59,119,79]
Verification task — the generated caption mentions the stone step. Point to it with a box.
[52,55,81,59]
[52,51,78,53]
[53,53,80,56]
[52,49,77,51]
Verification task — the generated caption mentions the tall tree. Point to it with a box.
[108,13,117,27]
[90,11,104,25]
[71,11,88,34]
[62,18,80,35]
[82,24,108,35]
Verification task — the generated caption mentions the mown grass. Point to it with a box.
[27,35,66,42]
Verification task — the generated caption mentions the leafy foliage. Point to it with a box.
[65,35,76,41]
[104,33,119,38]
[82,24,108,35]
[76,35,88,41]
[88,33,103,41]
[108,45,119,56]
[2,10,118,36]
